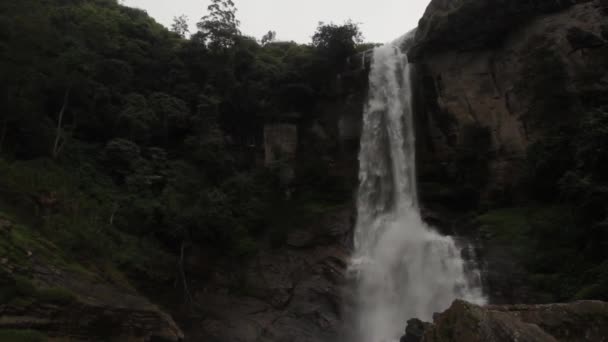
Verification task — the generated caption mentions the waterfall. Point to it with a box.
[350,35,486,342]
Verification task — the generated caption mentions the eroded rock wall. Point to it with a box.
[412,0,608,209]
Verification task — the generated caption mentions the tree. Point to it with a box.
[171,15,190,38]
[312,20,363,71]
[261,30,276,45]
[52,87,70,159]
[196,0,240,50]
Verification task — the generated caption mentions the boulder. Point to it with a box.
[421,300,608,342]
[401,318,432,342]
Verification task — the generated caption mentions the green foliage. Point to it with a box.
[574,261,608,301]
[526,108,608,266]
[312,20,363,72]
[171,15,190,38]
[477,205,605,301]
[0,0,370,312]
[35,287,76,305]
[196,0,240,50]
[0,272,75,307]
[261,30,276,45]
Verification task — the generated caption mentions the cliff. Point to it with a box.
[406,0,608,305]
[412,0,608,207]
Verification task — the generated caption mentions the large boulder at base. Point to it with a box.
[421,300,608,342]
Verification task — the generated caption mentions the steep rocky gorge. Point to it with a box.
[3,0,608,341]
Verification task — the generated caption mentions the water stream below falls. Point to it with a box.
[350,35,486,342]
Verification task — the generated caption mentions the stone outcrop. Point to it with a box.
[412,0,608,208]
[418,300,608,342]
[264,124,298,167]
[401,318,432,342]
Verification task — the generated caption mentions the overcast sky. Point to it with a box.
[121,0,430,44]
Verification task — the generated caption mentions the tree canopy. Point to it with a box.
[0,0,372,271]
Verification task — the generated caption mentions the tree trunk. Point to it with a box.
[109,203,118,226]
[52,87,70,159]
[0,117,7,154]
[179,240,193,305]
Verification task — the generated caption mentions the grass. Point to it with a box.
[0,211,93,279]
[35,286,76,305]
[0,330,47,342]
[574,261,608,300]
[476,205,577,246]
[1,274,76,307]
[476,207,531,241]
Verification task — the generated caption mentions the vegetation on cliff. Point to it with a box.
[0,0,366,334]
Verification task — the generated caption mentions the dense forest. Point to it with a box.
[0,1,365,255]
[0,0,368,330]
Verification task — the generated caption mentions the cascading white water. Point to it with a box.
[350,35,486,342]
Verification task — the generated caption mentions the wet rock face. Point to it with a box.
[421,300,608,342]
[412,0,608,209]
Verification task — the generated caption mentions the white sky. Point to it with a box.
[121,0,431,44]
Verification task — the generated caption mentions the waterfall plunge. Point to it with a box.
[350,36,486,342]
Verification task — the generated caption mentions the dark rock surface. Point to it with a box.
[413,0,608,210]
[185,206,354,342]
[421,300,608,342]
[410,0,594,58]
[401,318,432,342]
